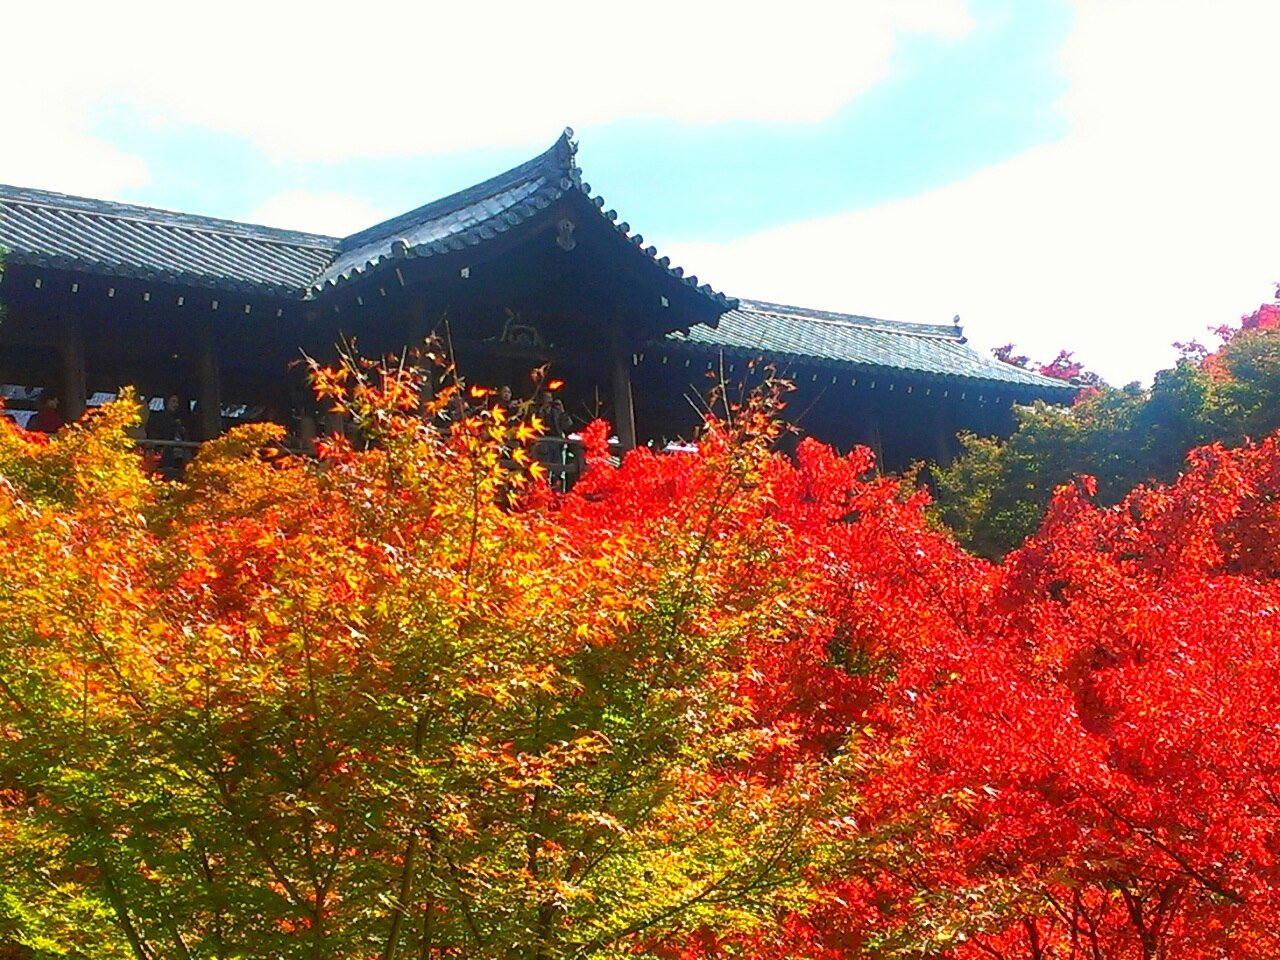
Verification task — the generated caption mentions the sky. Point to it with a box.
[4,0,1278,385]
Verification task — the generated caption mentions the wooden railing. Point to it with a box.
[135,436,594,488]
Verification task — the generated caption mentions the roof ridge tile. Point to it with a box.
[336,128,577,252]
[738,298,963,339]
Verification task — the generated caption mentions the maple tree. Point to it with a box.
[0,355,881,959]
[993,344,1100,387]
[935,297,1280,556]
[857,439,1280,959]
[653,394,1280,960]
[5,332,1280,959]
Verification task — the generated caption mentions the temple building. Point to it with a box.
[0,129,1073,469]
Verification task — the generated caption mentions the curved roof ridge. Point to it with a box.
[338,128,577,252]
[739,298,964,340]
[312,128,735,311]
[0,182,340,251]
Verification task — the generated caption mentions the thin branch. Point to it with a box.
[99,858,155,960]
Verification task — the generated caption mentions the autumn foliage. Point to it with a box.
[3,350,1280,959]
[938,297,1280,557]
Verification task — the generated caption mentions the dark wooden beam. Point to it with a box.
[197,324,222,441]
[610,341,637,453]
[60,316,87,422]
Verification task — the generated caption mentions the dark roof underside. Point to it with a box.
[665,300,1077,394]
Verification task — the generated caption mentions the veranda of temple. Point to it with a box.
[0,130,1074,469]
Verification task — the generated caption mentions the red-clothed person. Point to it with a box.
[29,395,63,434]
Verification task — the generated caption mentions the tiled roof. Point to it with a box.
[665,300,1078,394]
[0,131,735,315]
[0,137,1071,399]
[0,184,340,295]
[312,129,736,311]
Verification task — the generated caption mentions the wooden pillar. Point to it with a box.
[297,413,318,453]
[60,317,87,422]
[932,404,954,465]
[197,324,222,441]
[419,357,436,404]
[409,299,436,403]
[323,411,345,438]
[610,341,637,453]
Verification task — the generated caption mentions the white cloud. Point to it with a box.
[1,111,148,198]
[246,191,392,237]
[664,0,1280,385]
[1,0,970,173]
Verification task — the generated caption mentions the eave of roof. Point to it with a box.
[665,299,1079,395]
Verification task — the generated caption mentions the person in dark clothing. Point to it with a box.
[532,390,575,488]
[146,395,189,472]
[534,391,572,437]
[437,393,471,434]
[29,393,64,434]
[146,395,185,442]
[489,384,515,418]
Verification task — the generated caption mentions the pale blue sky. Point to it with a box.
[6,0,1279,385]
[94,0,1069,242]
